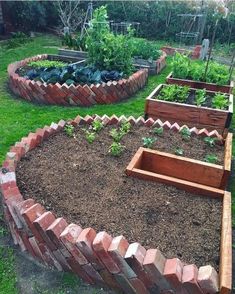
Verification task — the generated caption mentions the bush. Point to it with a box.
[131,38,162,60]
[5,32,31,49]
[86,6,134,75]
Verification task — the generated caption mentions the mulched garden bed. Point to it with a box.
[16,125,223,270]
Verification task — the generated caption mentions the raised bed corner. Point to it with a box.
[166,72,234,94]
[145,83,233,135]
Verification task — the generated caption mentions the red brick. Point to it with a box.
[60,224,88,265]
[197,265,219,293]
[108,235,136,278]
[66,257,94,284]
[114,273,136,294]
[5,196,24,229]
[82,263,104,284]
[98,268,121,290]
[125,243,153,287]
[163,258,183,289]
[76,228,104,270]
[28,237,44,262]
[93,231,120,273]
[129,277,149,294]
[46,217,68,248]
[143,249,171,290]
[33,211,57,251]
[2,186,22,201]
[52,249,71,271]
[182,264,203,294]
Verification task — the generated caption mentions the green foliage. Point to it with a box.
[108,142,125,156]
[120,122,131,134]
[171,52,190,79]
[24,64,123,85]
[85,130,96,144]
[175,148,184,156]
[91,120,104,133]
[131,38,162,61]
[172,53,230,85]
[28,60,67,68]
[212,92,230,110]
[62,33,86,51]
[86,6,134,75]
[204,137,217,148]
[158,84,189,103]
[5,32,31,49]
[180,127,191,141]
[195,89,206,107]
[153,127,164,136]
[64,124,74,137]
[204,154,218,164]
[142,137,156,148]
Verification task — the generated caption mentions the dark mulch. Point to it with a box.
[16,125,223,270]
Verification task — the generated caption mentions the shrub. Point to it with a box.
[86,6,134,75]
[131,38,162,61]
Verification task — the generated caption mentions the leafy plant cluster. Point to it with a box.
[108,122,131,156]
[158,84,190,103]
[142,127,164,149]
[62,33,86,51]
[28,60,67,68]
[172,53,230,86]
[5,32,31,49]
[131,38,162,61]
[24,63,123,85]
[212,92,230,110]
[85,120,104,144]
[86,6,134,75]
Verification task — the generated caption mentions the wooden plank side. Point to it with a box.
[145,99,200,124]
[219,191,232,294]
[126,147,144,176]
[130,168,224,198]
[224,133,233,172]
[141,149,224,188]
[199,107,228,128]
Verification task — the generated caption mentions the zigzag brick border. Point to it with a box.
[8,55,148,106]
[1,115,227,294]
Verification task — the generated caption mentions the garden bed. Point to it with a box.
[8,54,148,106]
[166,72,234,94]
[145,83,233,135]
[0,116,232,294]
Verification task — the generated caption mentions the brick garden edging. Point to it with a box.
[8,55,148,106]
[0,115,231,294]
[161,45,202,59]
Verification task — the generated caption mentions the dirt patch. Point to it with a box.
[16,125,223,270]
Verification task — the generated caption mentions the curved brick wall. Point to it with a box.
[8,55,148,106]
[0,115,223,294]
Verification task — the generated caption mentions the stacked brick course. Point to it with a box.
[8,55,148,106]
[1,115,224,294]
[161,46,202,59]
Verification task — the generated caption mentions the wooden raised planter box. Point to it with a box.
[126,147,232,293]
[58,48,88,61]
[166,72,234,94]
[145,84,233,135]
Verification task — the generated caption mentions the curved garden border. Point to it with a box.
[0,115,231,294]
[8,55,148,106]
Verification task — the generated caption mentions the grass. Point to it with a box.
[0,34,234,293]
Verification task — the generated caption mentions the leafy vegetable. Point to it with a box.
[28,60,67,68]
[64,124,74,137]
[175,148,184,156]
[212,92,229,110]
[153,127,164,136]
[109,142,125,156]
[204,154,218,164]
[142,137,156,148]
[92,120,104,133]
[85,131,96,144]
[195,89,206,107]
[158,85,189,103]
[204,137,217,147]
[180,127,191,141]
[131,38,161,61]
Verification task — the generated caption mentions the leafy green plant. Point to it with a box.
[175,148,184,156]
[195,89,206,107]
[109,128,124,142]
[212,92,229,110]
[5,31,31,49]
[85,131,96,144]
[204,154,218,164]
[120,122,131,134]
[28,60,67,68]
[180,127,191,141]
[64,124,74,137]
[86,6,134,75]
[108,142,125,156]
[92,120,104,133]
[142,137,156,148]
[171,52,190,79]
[158,85,189,103]
[204,137,217,147]
[153,126,164,136]
[131,38,161,61]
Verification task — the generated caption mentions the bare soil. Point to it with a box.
[16,125,223,270]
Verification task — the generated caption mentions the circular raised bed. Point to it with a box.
[0,115,232,294]
[8,55,148,106]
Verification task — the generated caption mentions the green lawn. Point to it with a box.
[0,34,234,293]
